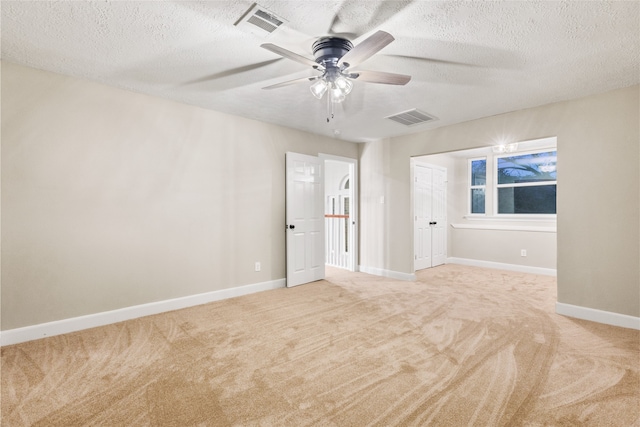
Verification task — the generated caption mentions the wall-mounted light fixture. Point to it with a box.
[492,143,519,154]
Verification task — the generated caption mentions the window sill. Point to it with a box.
[456,215,556,232]
[463,214,556,222]
[451,222,556,233]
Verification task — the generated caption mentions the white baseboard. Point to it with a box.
[556,302,640,330]
[0,278,286,347]
[358,266,416,281]
[446,257,557,276]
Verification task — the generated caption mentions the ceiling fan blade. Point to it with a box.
[261,43,322,69]
[388,55,479,68]
[338,30,395,69]
[182,59,283,85]
[262,76,321,90]
[327,0,415,40]
[349,70,411,85]
[326,6,357,40]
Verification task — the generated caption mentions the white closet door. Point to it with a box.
[414,165,433,270]
[414,163,447,271]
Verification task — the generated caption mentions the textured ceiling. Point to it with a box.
[2,1,639,143]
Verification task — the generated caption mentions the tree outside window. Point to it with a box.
[469,158,486,214]
[496,151,557,214]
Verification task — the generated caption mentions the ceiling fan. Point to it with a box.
[260,31,411,119]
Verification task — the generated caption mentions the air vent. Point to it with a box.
[386,109,437,126]
[235,4,285,37]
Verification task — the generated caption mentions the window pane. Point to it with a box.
[498,185,556,214]
[497,151,557,184]
[471,188,485,214]
[471,159,486,186]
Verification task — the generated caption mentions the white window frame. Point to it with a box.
[493,148,557,218]
[468,157,487,216]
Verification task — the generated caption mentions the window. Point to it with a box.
[340,175,350,191]
[496,150,557,214]
[469,158,486,214]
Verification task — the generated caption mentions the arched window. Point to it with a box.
[340,175,350,191]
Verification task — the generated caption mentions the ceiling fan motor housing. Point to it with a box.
[312,37,353,66]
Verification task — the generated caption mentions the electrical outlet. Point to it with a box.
[521,249,527,257]
[255,262,261,272]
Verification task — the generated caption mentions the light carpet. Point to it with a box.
[2,265,639,426]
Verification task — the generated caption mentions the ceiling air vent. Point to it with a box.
[386,109,437,126]
[235,4,285,37]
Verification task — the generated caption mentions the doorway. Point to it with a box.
[285,152,358,288]
[321,154,358,272]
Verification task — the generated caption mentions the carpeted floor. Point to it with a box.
[2,265,639,426]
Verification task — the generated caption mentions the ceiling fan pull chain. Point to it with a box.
[331,90,335,120]
[326,89,337,123]
[326,89,331,122]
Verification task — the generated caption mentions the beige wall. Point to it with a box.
[360,85,640,317]
[450,229,556,268]
[1,62,359,330]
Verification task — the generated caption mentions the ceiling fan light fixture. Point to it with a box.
[310,79,328,99]
[330,86,346,103]
[334,76,353,95]
[260,31,409,122]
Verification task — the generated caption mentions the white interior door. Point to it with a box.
[414,163,447,271]
[414,165,433,270]
[286,152,325,287]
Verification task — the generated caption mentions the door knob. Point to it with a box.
[289,225,295,229]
